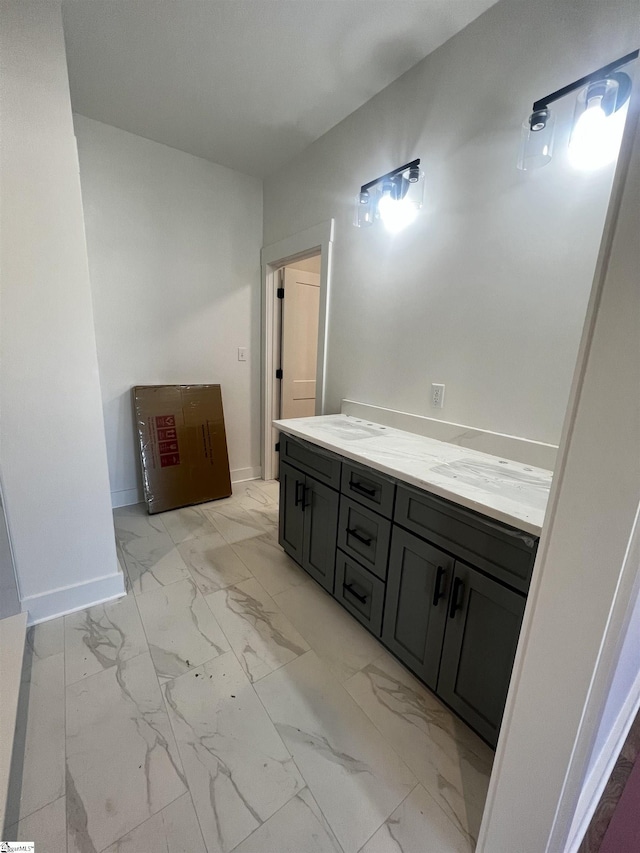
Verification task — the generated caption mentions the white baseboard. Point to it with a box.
[231,467,261,483]
[21,571,126,626]
[111,487,141,508]
[566,668,640,852]
[341,400,558,470]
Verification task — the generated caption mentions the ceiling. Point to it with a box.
[62,0,499,178]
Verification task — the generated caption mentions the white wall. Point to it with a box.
[74,117,263,506]
[479,86,640,851]
[0,2,122,623]
[263,0,638,447]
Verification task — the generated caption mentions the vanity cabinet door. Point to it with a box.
[301,476,339,594]
[437,562,525,746]
[382,528,453,690]
[278,461,305,563]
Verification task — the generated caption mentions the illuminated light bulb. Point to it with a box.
[378,193,419,233]
[568,95,628,171]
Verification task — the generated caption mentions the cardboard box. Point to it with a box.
[133,384,232,514]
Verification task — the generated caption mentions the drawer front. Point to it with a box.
[280,434,341,490]
[341,461,396,518]
[395,485,537,593]
[335,550,385,636]
[337,498,391,581]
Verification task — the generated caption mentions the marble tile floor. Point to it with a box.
[5,479,493,853]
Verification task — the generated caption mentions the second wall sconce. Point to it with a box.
[518,49,638,172]
[354,159,424,233]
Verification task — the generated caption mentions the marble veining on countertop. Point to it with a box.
[274,414,553,536]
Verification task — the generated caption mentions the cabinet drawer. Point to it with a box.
[341,461,395,518]
[395,485,537,593]
[280,434,341,490]
[335,550,385,636]
[337,498,391,581]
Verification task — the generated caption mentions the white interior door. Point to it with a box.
[281,266,320,419]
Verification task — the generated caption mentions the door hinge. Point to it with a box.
[277,287,285,299]
[275,441,280,452]
[275,368,283,380]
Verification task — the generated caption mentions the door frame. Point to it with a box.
[260,220,334,481]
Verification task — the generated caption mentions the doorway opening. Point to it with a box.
[261,220,334,481]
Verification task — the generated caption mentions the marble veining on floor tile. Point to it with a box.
[160,505,218,544]
[136,578,229,681]
[344,652,493,843]
[231,787,343,853]
[255,651,417,853]
[101,792,206,853]
[179,531,252,595]
[359,783,473,853]
[230,531,309,597]
[64,593,148,686]
[274,579,384,683]
[206,577,309,682]
[162,651,304,853]
[113,502,167,543]
[66,652,187,853]
[252,479,280,503]
[120,530,191,594]
[24,618,64,662]
[9,480,490,853]
[201,502,268,545]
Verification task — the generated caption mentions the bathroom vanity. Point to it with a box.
[274,414,552,747]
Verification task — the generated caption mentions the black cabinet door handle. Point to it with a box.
[303,484,311,510]
[294,480,304,508]
[346,527,372,547]
[432,566,446,606]
[449,577,464,618]
[349,480,376,497]
[343,582,368,604]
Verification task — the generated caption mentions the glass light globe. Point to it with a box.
[568,96,628,171]
[378,194,419,233]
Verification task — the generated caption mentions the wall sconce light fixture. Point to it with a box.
[354,159,424,232]
[518,49,638,172]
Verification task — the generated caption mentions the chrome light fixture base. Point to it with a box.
[354,159,424,231]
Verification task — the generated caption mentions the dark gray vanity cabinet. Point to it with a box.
[382,527,526,742]
[278,445,341,594]
[437,562,525,744]
[382,528,454,690]
[277,431,537,747]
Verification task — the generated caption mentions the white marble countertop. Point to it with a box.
[274,414,552,536]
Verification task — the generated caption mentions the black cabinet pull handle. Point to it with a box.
[449,577,464,618]
[432,566,446,606]
[343,582,368,604]
[349,480,376,497]
[303,484,311,510]
[346,527,372,546]
[294,481,304,508]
